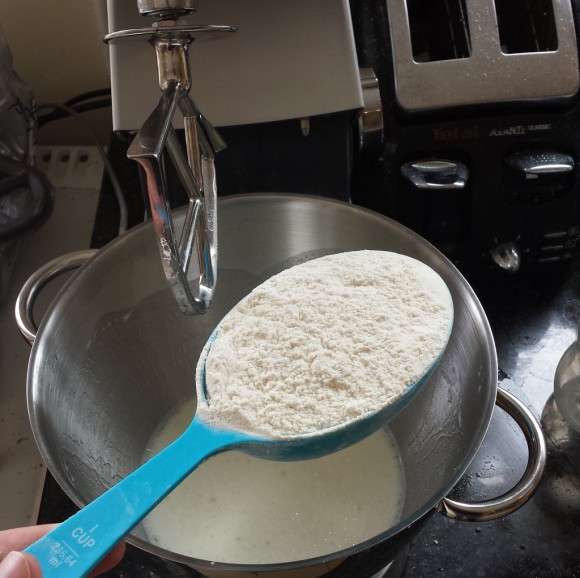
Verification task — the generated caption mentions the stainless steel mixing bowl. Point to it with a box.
[17,194,544,578]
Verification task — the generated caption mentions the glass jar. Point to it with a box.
[554,319,580,434]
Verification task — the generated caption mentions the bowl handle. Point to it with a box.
[14,250,98,345]
[437,386,546,522]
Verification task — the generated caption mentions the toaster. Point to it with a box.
[350,0,580,273]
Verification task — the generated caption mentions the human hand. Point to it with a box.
[0,524,125,578]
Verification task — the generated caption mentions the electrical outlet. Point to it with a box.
[35,146,105,190]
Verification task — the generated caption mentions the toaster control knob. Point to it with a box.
[504,151,574,174]
[490,242,521,273]
[401,160,468,189]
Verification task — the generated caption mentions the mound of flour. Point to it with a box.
[197,250,453,438]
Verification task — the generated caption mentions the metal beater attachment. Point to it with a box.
[104,1,235,314]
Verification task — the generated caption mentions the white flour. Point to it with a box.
[197,250,453,438]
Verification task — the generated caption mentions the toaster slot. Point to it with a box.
[494,0,558,53]
[407,0,471,62]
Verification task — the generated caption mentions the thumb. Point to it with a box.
[0,552,41,578]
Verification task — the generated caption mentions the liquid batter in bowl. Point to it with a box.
[142,398,406,564]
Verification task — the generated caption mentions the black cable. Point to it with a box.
[37,98,112,127]
[64,89,111,107]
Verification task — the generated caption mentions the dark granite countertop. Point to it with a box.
[401,265,580,577]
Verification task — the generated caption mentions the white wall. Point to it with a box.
[0,0,113,145]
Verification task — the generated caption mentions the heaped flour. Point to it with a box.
[197,250,453,438]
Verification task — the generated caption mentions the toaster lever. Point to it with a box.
[401,159,468,190]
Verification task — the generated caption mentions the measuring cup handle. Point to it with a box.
[437,386,547,522]
[23,419,250,578]
[14,250,97,345]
